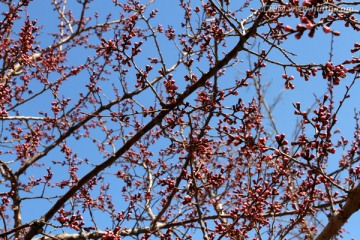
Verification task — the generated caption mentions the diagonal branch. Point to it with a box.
[316,183,360,240]
[22,9,267,239]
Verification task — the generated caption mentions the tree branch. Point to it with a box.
[316,184,360,240]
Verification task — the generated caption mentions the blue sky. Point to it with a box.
[2,0,360,239]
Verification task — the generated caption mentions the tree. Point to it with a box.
[1,0,360,239]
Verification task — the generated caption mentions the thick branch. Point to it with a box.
[316,184,360,240]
